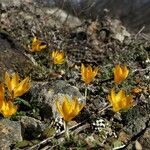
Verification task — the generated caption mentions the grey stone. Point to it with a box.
[0,1,82,29]
[0,0,33,8]
[29,80,85,120]
[20,116,45,139]
[0,119,22,150]
[55,0,150,33]
[122,105,149,136]
[139,128,150,150]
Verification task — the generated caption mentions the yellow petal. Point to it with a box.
[81,64,86,82]
[56,100,64,118]
[11,73,19,90]
[62,96,72,118]
[109,88,120,112]
[73,97,84,114]
[33,37,37,43]
[65,97,84,121]
[81,64,85,74]
[1,100,18,117]
[52,51,56,58]
[116,65,123,83]
[56,52,65,64]
[116,89,126,102]
[31,37,38,51]
[122,65,129,80]
[110,88,116,103]
[93,67,99,78]
[114,65,120,84]
[87,65,93,84]
[39,44,47,50]
[66,99,79,121]
[14,77,30,98]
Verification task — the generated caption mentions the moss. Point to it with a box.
[14,140,33,149]
[42,127,56,138]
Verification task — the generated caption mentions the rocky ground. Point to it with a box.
[0,1,150,150]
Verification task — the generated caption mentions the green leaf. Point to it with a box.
[14,98,31,108]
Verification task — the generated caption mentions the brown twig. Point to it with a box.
[98,104,112,114]
[135,26,145,39]
[74,123,90,134]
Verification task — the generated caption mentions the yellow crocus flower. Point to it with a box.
[0,83,18,117]
[51,50,65,65]
[4,72,30,99]
[81,64,98,85]
[1,100,18,118]
[56,96,84,122]
[108,88,134,112]
[114,64,129,84]
[30,37,47,52]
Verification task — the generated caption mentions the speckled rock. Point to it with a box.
[0,119,22,150]
[20,116,45,139]
[0,0,33,8]
[122,105,150,137]
[29,80,85,120]
[139,128,150,150]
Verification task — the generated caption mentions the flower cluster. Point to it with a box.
[28,37,135,138]
[0,72,30,117]
[108,64,134,112]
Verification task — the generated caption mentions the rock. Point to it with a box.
[0,31,48,80]
[20,116,45,139]
[110,19,130,42]
[29,80,85,120]
[139,128,150,150]
[0,119,22,149]
[0,0,33,9]
[44,7,82,28]
[122,105,149,137]
[55,0,150,33]
[85,135,97,148]
[1,0,82,30]
[135,140,142,150]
